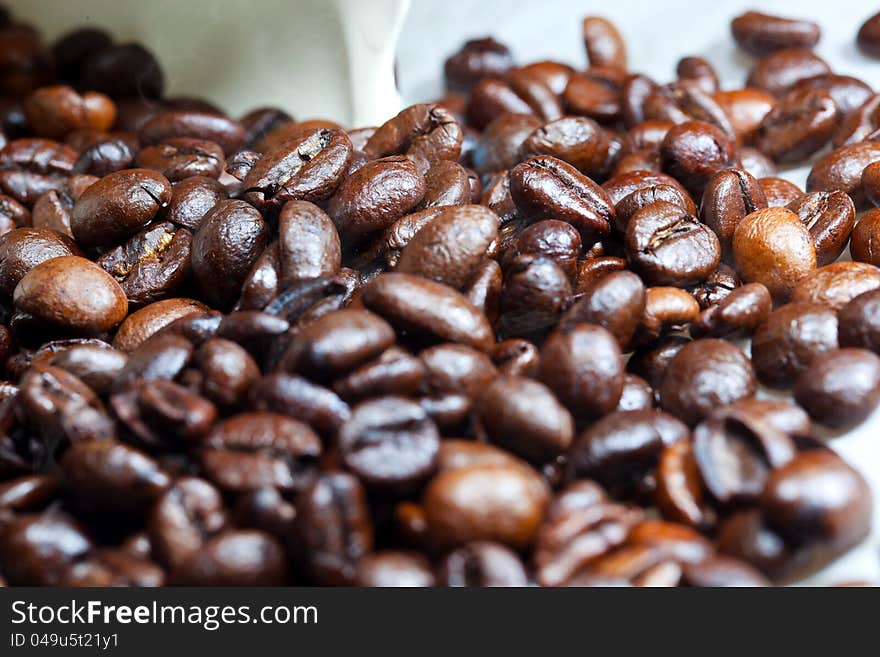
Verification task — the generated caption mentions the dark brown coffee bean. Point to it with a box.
[419,343,497,397]
[251,372,350,436]
[61,439,169,515]
[839,288,880,353]
[71,168,172,247]
[138,110,243,156]
[439,541,528,587]
[690,264,741,310]
[617,374,654,411]
[615,183,696,234]
[333,347,424,401]
[0,138,76,206]
[242,128,352,212]
[655,439,706,527]
[476,375,573,463]
[444,37,513,92]
[509,155,615,243]
[172,529,287,586]
[338,396,439,489]
[422,461,549,551]
[759,176,803,207]
[699,169,767,255]
[790,261,880,310]
[747,48,831,97]
[634,287,700,346]
[365,103,463,167]
[0,511,92,585]
[498,255,572,339]
[356,551,435,587]
[191,199,270,309]
[50,344,127,395]
[760,450,871,550]
[562,270,645,349]
[693,410,795,504]
[23,85,115,139]
[794,348,880,427]
[0,474,59,512]
[731,12,821,55]
[754,87,838,162]
[807,141,880,210]
[582,16,626,69]
[165,175,227,231]
[676,57,719,95]
[59,548,164,587]
[786,191,853,266]
[751,302,839,388]
[417,160,472,208]
[14,255,128,334]
[625,200,720,286]
[491,338,539,377]
[503,220,582,280]
[200,412,321,493]
[71,137,135,177]
[472,113,541,174]
[691,283,772,338]
[397,205,498,289]
[113,334,194,387]
[196,338,259,409]
[0,227,80,295]
[361,273,495,351]
[720,399,812,437]
[660,121,736,197]
[80,43,163,98]
[466,78,536,131]
[18,365,115,447]
[135,137,225,181]
[519,116,616,180]
[738,147,777,179]
[660,339,755,425]
[113,298,206,353]
[732,207,816,300]
[793,73,873,118]
[296,471,373,585]
[857,12,880,58]
[562,72,622,124]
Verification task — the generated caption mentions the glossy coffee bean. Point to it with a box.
[504,220,582,280]
[0,511,92,585]
[364,103,463,167]
[562,270,645,349]
[196,338,259,409]
[747,48,830,97]
[582,16,626,69]
[0,227,80,295]
[113,298,206,353]
[498,255,572,339]
[172,530,287,586]
[444,37,513,92]
[356,551,435,587]
[753,87,837,163]
[80,43,164,98]
[659,339,755,425]
[164,176,227,231]
[519,116,616,180]
[659,121,736,197]
[732,207,816,300]
[23,85,115,139]
[14,255,128,334]
[794,348,880,427]
[615,183,696,234]
[790,262,880,310]
[699,169,767,255]
[787,191,855,266]
[807,141,880,210]
[50,344,127,395]
[731,12,820,56]
[135,137,225,181]
[839,288,880,353]
[857,12,880,58]
[691,283,772,338]
[759,176,802,207]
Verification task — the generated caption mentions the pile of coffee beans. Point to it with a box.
[0,5,878,586]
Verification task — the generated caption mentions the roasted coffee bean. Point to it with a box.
[793,74,873,118]
[397,205,498,288]
[616,373,654,412]
[794,348,880,427]
[439,541,527,587]
[839,288,880,353]
[418,160,472,208]
[562,271,645,349]
[80,43,163,98]
[199,412,321,492]
[760,450,871,550]
[691,283,771,338]
[242,128,352,212]
[677,57,719,95]
[51,27,112,81]
[329,156,425,240]
[786,191,854,266]
[509,155,615,243]
[0,511,92,585]
[655,439,706,527]
[172,529,287,586]
[747,48,831,97]
[751,302,838,388]
[196,338,259,409]
[0,138,77,205]
[191,199,270,309]
[491,338,539,377]
[50,344,127,395]
[693,410,795,504]
[466,78,536,131]
[110,379,216,446]
[18,365,115,447]
[634,287,699,346]
[699,169,766,255]
[620,74,659,127]
[863,161,880,208]
[422,460,549,551]
[249,373,350,437]
[562,72,622,124]
[473,113,542,174]
[356,551,436,587]
[503,220,582,280]
[519,116,616,180]
[498,255,572,339]
[113,298,206,353]
[759,176,802,207]
[807,141,880,210]
[60,440,169,515]
[23,85,115,139]
[790,261,880,310]
[754,87,838,162]
[164,176,227,231]
[97,221,193,307]
[419,343,497,397]
[444,37,512,92]
[0,193,29,234]
[72,137,135,177]
[0,227,80,295]
[720,399,812,437]
[582,16,626,69]
[113,334,194,387]
[660,121,736,197]
[135,137,225,181]
[476,375,574,462]
[731,12,820,55]
[738,147,777,179]
[333,347,425,401]
[361,273,494,351]
[614,183,696,234]
[660,339,755,425]
[71,168,172,247]
[732,207,816,300]
[365,103,462,167]
[0,474,59,511]
[296,472,373,585]
[857,12,880,58]
[338,396,439,489]
[851,208,880,267]
[139,110,243,156]
[713,89,776,144]
[60,548,164,587]
[573,409,688,492]
[625,200,720,286]
[14,255,128,334]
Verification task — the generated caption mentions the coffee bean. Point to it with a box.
[23,85,115,139]
[857,12,880,58]
[754,87,838,162]
[356,551,436,587]
[364,103,463,167]
[677,57,719,95]
[498,255,572,339]
[519,116,616,180]
[172,529,287,586]
[562,270,645,349]
[793,73,873,117]
[135,137,225,181]
[751,302,839,388]
[113,334,193,387]
[660,339,755,425]
[747,48,831,97]
[71,168,172,247]
[504,219,582,280]
[113,298,206,353]
[0,511,92,585]
[790,261,880,310]
[625,200,720,286]
[0,227,81,295]
[635,286,700,346]
[110,379,216,446]
[759,176,803,207]
[444,37,513,92]
[691,283,771,338]
[794,348,880,426]
[196,338,259,409]
[839,288,880,353]
[165,176,227,231]
[615,183,696,234]
[0,138,77,205]
[807,141,880,210]
[250,373,350,437]
[787,191,855,266]
[660,121,736,197]
[418,160,472,208]
[731,12,821,55]
[732,207,816,300]
[80,43,163,98]
[439,541,527,586]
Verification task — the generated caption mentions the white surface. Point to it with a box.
[6,0,879,583]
